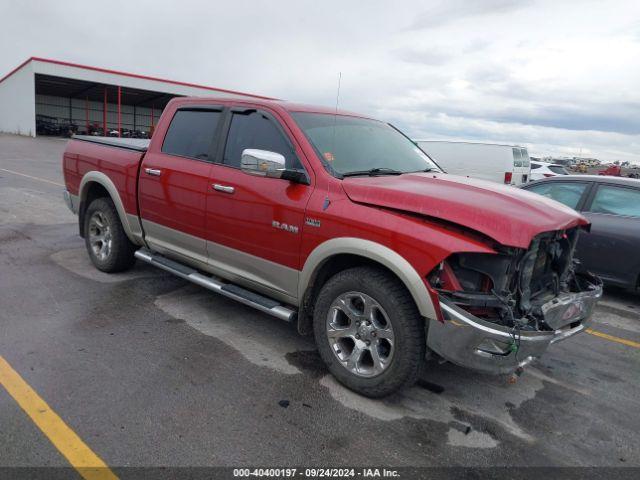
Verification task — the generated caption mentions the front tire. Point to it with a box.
[84,197,136,273]
[313,266,425,397]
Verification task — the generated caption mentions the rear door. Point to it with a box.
[138,106,223,265]
[578,183,640,287]
[204,107,313,301]
[511,147,531,185]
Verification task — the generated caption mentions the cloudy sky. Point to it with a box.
[2,0,639,163]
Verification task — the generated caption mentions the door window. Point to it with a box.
[162,109,221,160]
[526,182,588,209]
[588,185,640,217]
[223,111,301,169]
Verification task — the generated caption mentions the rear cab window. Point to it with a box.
[526,182,589,210]
[162,109,221,160]
[587,185,640,217]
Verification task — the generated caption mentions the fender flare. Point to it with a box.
[299,237,437,319]
[79,171,143,244]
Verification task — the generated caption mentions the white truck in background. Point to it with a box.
[416,140,531,186]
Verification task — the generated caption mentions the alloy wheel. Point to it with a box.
[325,291,395,378]
[88,212,112,261]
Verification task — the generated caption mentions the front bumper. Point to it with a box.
[426,276,603,375]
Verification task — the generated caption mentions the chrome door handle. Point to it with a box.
[144,168,162,176]
[213,184,235,194]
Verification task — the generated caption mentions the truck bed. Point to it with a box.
[72,135,150,152]
[63,136,147,218]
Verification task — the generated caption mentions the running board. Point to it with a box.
[134,249,297,322]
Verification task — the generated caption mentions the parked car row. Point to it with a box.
[36,118,151,139]
[84,124,150,138]
[415,141,531,185]
[36,114,78,137]
[416,141,637,184]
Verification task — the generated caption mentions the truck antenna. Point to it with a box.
[324,72,342,211]
[330,72,342,155]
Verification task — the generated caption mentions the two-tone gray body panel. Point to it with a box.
[142,219,299,306]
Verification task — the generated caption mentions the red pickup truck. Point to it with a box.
[63,97,602,396]
[598,165,622,176]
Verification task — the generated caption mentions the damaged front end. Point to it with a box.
[426,227,602,374]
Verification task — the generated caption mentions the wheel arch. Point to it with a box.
[297,238,437,335]
[78,171,142,244]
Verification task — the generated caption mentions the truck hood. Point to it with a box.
[342,173,588,249]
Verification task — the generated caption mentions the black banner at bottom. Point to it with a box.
[0,467,638,480]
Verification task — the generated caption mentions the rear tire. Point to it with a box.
[84,197,136,273]
[313,266,425,397]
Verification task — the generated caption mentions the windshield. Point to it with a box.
[291,112,440,176]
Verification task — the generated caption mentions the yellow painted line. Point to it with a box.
[586,328,640,349]
[0,355,118,480]
[0,167,64,187]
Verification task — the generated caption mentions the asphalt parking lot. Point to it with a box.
[1,134,640,476]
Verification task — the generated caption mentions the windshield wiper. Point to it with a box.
[341,167,404,177]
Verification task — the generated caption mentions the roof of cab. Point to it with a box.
[169,96,371,119]
[525,175,640,187]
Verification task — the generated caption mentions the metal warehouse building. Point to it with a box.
[0,57,272,138]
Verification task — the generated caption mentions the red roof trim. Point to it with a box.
[0,57,33,84]
[0,57,276,100]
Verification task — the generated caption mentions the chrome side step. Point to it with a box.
[134,248,297,322]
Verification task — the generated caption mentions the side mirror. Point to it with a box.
[240,148,308,184]
[241,149,286,178]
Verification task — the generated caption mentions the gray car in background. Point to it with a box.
[522,175,640,291]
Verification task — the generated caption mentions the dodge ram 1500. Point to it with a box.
[62,97,602,397]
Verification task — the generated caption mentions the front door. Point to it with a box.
[578,183,640,286]
[205,107,313,301]
[138,106,223,265]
